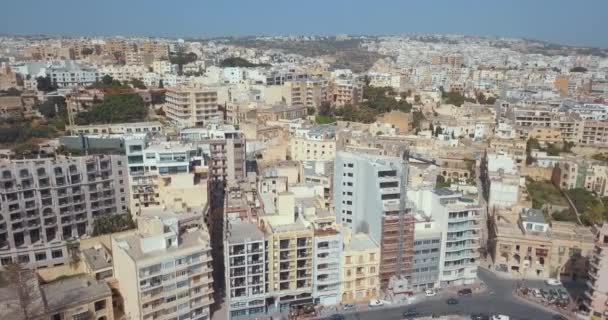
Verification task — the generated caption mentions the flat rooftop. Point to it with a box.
[42,275,111,313]
[346,233,379,252]
[227,221,264,243]
[82,246,112,271]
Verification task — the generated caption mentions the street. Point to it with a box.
[337,268,563,320]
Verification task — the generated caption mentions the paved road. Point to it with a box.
[338,269,562,320]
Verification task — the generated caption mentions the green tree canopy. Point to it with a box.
[75,93,147,125]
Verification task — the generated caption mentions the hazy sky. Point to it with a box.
[1,0,607,47]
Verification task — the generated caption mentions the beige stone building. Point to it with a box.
[490,209,595,280]
[112,212,214,320]
[289,125,337,162]
[164,85,220,128]
[580,224,608,319]
[340,231,380,303]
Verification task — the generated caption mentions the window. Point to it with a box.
[95,299,106,311]
[73,312,89,320]
[51,250,63,259]
[35,252,47,261]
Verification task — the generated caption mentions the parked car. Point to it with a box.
[343,304,356,311]
[402,308,419,319]
[447,298,459,305]
[558,289,570,300]
[532,288,542,298]
[425,289,437,297]
[540,289,549,300]
[458,288,473,296]
[491,315,510,320]
[545,278,562,286]
[369,299,384,307]
[470,313,490,320]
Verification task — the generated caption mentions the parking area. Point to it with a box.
[515,282,576,317]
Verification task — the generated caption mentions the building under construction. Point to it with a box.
[333,150,415,290]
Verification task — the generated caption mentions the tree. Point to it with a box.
[37,96,67,120]
[36,76,57,92]
[219,57,270,68]
[81,47,94,56]
[4,262,36,320]
[486,96,496,105]
[319,101,332,116]
[0,87,21,96]
[75,94,147,125]
[130,78,147,90]
[434,125,443,137]
[92,214,137,236]
[570,66,588,73]
[306,107,316,116]
[101,75,115,86]
[158,79,164,89]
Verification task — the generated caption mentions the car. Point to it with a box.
[558,289,570,300]
[446,298,459,305]
[545,278,562,286]
[491,315,509,320]
[540,289,549,300]
[457,288,473,296]
[425,289,437,297]
[368,299,384,307]
[470,313,490,320]
[532,288,542,298]
[329,315,345,320]
[402,308,419,319]
[343,304,356,311]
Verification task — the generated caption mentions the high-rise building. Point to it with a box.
[112,211,214,320]
[333,151,415,288]
[0,155,128,268]
[164,85,221,128]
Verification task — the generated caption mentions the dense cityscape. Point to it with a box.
[0,30,607,320]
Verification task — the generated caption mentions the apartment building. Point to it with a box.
[333,151,415,288]
[112,213,214,320]
[311,212,341,305]
[164,85,221,128]
[0,155,128,268]
[260,192,315,312]
[67,121,162,136]
[285,78,329,110]
[411,220,442,289]
[491,209,594,280]
[409,189,482,287]
[580,120,608,146]
[481,153,520,210]
[552,158,608,196]
[224,220,267,319]
[124,136,208,213]
[330,77,362,107]
[46,60,100,88]
[289,125,337,162]
[580,224,608,319]
[512,106,581,143]
[180,125,246,184]
[340,231,381,303]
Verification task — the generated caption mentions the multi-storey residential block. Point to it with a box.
[46,60,100,88]
[289,125,337,162]
[164,85,221,128]
[112,212,214,320]
[580,224,608,319]
[409,188,482,287]
[333,151,415,288]
[411,220,442,289]
[0,155,128,268]
[260,192,315,312]
[311,211,341,305]
[552,157,608,196]
[41,274,114,320]
[340,231,380,303]
[284,78,329,110]
[481,152,520,210]
[224,220,267,319]
[125,136,208,213]
[330,77,362,106]
[66,121,162,136]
